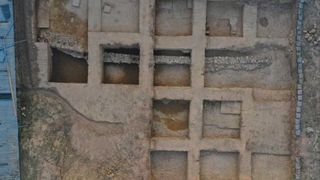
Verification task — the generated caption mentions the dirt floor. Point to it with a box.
[19,90,148,180]
[12,0,320,179]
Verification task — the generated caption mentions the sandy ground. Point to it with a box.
[12,0,320,179]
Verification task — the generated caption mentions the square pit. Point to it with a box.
[155,0,193,36]
[204,49,292,89]
[154,50,191,87]
[152,99,190,138]
[151,151,188,180]
[206,1,243,37]
[101,0,139,33]
[103,47,140,84]
[200,151,239,180]
[203,101,241,138]
[50,48,88,83]
[257,3,293,38]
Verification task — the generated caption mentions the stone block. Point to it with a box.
[72,0,81,7]
[297,84,302,90]
[297,41,302,47]
[297,20,302,26]
[103,4,112,14]
[297,36,301,41]
[297,100,302,107]
[296,52,301,57]
[296,107,301,113]
[296,112,301,119]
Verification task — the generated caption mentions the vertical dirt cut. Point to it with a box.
[203,101,241,139]
[200,151,239,180]
[257,2,293,38]
[152,99,190,137]
[151,151,188,180]
[154,50,191,87]
[155,0,193,36]
[50,48,88,83]
[103,47,140,84]
[206,1,243,37]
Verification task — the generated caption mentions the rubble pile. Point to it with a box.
[303,23,320,46]
[104,53,191,65]
[155,55,191,65]
[205,56,272,73]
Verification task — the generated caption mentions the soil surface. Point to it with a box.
[19,90,147,180]
[300,0,320,179]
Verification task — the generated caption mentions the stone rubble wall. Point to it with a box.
[103,52,191,65]
[39,31,84,53]
[205,56,272,73]
[295,0,306,179]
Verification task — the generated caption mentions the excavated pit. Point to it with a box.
[50,48,88,83]
[154,50,191,87]
[257,2,294,38]
[155,0,193,36]
[151,151,188,180]
[200,151,239,180]
[202,100,241,139]
[103,47,140,84]
[206,1,243,37]
[101,0,140,33]
[152,99,190,138]
[22,0,302,179]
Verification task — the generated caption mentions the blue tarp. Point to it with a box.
[0,4,10,22]
[0,0,20,179]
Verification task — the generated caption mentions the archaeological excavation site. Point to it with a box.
[0,0,320,179]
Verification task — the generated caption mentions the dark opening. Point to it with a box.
[259,17,269,27]
[104,48,140,55]
[0,4,11,22]
[0,93,11,99]
[50,48,88,83]
[154,50,191,57]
